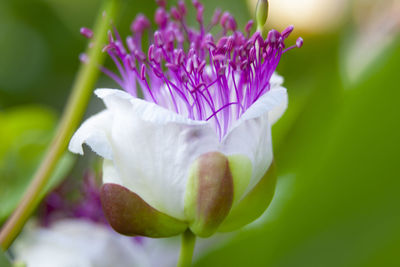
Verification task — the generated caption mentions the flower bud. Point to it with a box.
[256,0,269,32]
[101,183,187,237]
[218,161,276,232]
[184,152,234,237]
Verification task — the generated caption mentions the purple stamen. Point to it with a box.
[245,20,254,36]
[80,27,93,39]
[155,7,169,29]
[156,0,166,8]
[100,0,302,140]
[131,14,150,33]
[296,37,304,48]
[171,7,182,21]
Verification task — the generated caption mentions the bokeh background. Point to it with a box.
[1,0,400,266]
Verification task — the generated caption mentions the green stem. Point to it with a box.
[177,229,197,267]
[0,0,119,251]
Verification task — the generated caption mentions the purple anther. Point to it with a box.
[154,31,164,47]
[126,36,136,52]
[80,27,93,39]
[296,37,304,48]
[148,44,155,61]
[131,14,150,33]
[154,48,163,63]
[186,57,193,73]
[217,36,228,48]
[177,49,185,65]
[135,50,146,61]
[115,41,126,55]
[249,47,256,62]
[140,64,146,80]
[282,25,294,39]
[211,9,222,26]
[155,8,169,28]
[220,12,230,28]
[156,0,166,8]
[192,0,201,9]
[196,5,204,23]
[126,55,136,70]
[245,20,254,35]
[251,31,262,44]
[267,29,280,44]
[245,39,253,50]
[171,7,182,20]
[178,0,187,16]
[226,16,237,31]
[226,36,234,51]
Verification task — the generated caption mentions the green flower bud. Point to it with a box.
[256,0,269,32]
[218,161,276,232]
[184,152,234,237]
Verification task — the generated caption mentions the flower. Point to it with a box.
[69,0,302,237]
[11,219,181,267]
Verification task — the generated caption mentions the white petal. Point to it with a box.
[12,219,153,267]
[222,77,287,195]
[103,159,123,185]
[269,73,288,125]
[68,110,113,160]
[94,89,220,220]
[222,113,273,196]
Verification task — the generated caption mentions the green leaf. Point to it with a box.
[0,106,75,223]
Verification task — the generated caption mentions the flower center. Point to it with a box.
[96,0,302,139]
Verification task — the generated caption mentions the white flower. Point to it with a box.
[67,1,302,237]
[68,73,287,237]
[11,219,181,267]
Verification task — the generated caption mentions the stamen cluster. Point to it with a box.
[88,0,302,138]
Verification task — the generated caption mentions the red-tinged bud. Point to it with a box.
[184,152,234,237]
[101,183,187,237]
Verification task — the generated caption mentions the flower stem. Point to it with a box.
[177,229,197,267]
[0,0,119,251]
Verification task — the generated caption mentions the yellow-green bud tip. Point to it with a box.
[256,0,269,31]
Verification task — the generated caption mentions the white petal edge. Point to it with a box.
[95,88,209,126]
[225,73,287,135]
[68,110,113,160]
[221,73,287,196]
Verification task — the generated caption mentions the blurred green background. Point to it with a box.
[1,0,399,266]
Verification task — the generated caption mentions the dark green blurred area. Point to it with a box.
[1,0,400,266]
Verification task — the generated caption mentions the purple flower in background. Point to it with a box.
[70,0,302,238]
[40,172,107,227]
